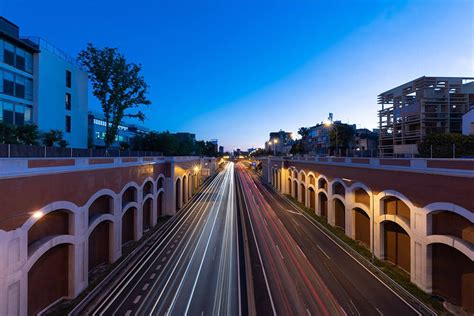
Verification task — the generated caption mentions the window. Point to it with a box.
[4,41,14,66]
[66,70,71,88]
[24,106,32,123]
[65,115,71,133]
[15,48,26,71]
[3,71,14,95]
[15,105,25,125]
[15,76,25,99]
[65,93,71,110]
[25,79,33,100]
[2,102,14,124]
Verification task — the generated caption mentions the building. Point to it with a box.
[218,145,224,154]
[265,130,293,155]
[88,111,149,148]
[0,17,88,147]
[353,128,379,157]
[462,109,474,136]
[210,139,218,153]
[173,132,196,143]
[378,76,474,157]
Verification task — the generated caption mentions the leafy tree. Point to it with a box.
[418,133,474,158]
[42,130,66,147]
[78,44,151,148]
[298,127,309,139]
[0,122,18,144]
[290,141,306,155]
[0,122,40,145]
[329,123,355,151]
[16,124,40,145]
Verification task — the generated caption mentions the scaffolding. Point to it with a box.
[378,76,474,157]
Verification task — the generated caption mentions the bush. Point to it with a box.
[418,133,474,158]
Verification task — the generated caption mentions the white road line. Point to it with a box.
[297,245,307,259]
[350,299,360,316]
[275,244,284,259]
[142,283,149,291]
[124,310,132,316]
[375,307,383,315]
[150,273,156,279]
[317,245,331,259]
[133,295,141,304]
[155,265,161,270]
[161,256,167,262]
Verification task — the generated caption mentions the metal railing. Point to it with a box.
[0,144,162,158]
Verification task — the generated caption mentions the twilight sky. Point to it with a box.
[1,0,473,151]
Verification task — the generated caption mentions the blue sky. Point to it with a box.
[1,0,473,151]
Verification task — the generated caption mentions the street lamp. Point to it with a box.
[273,138,278,156]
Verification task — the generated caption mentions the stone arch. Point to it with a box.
[429,242,474,312]
[287,178,292,195]
[380,220,411,273]
[156,191,164,218]
[293,180,298,199]
[353,207,370,247]
[142,197,153,231]
[121,184,138,209]
[350,183,371,209]
[28,241,74,316]
[299,170,306,183]
[379,193,412,225]
[307,172,316,187]
[318,192,328,219]
[333,198,346,230]
[88,218,113,277]
[293,169,298,180]
[317,176,329,191]
[183,175,188,204]
[300,182,306,204]
[176,177,182,211]
[332,179,346,198]
[28,209,74,249]
[142,179,154,198]
[308,187,316,210]
[157,175,164,190]
[88,194,114,224]
[122,206,137,246]
[427,209,473,245]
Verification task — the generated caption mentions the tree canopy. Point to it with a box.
[78,44,151,148]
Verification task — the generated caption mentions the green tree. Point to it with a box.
[0,122,18,144]
[418,133,474,158]
[290,141,305,155]
[78,44,151,148]
[16,124,40,145]
[329,123,355,151]
[42,130,67,147]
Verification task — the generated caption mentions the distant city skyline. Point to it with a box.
[1,0,472,151]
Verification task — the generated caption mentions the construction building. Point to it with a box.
[378,76,474,157]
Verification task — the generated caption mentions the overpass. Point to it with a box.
[260,156,474,313]
[0,156,217,315]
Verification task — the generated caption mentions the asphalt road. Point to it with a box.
[235,163,420,316]
[90,162,241,316]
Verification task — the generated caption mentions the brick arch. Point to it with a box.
[378,192,413,225]
[142,177,154,198]
[21,201,80,233]
[27,240,75,316]
[121,185,138,209]
[429,242,474,313]
[379,219,411,273]
[349,182,372,209]
[88,218,113,276]
[331,179,347,198]
[333,197,346,231]
[156,175,165,190]
[299,170,306,183]
[88,194,114,224]
[28,208,74,249]
[156,191,164,218]
[352,207,370,247]
[427,209,473,245]
[307,172,316,187]
[121,206,137,246]
[317,175,329,191]
[318,191,328,219]
[142,197,153,231]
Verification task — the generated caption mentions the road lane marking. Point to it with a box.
[125,310,132,316]
[166,250,171,255]
[350,299,360,316]
[161,256,167,262]
[133,295,141,304]
[317,245,331,259]
[297,245,307,259]
[150,273,156,279]
[142,283,149,291]
[286,209,302,215]
[275,244,284,259]
[263,218,268,226]
[306,308,311,316]
[375,307,383,315]
[155,265,161,270]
